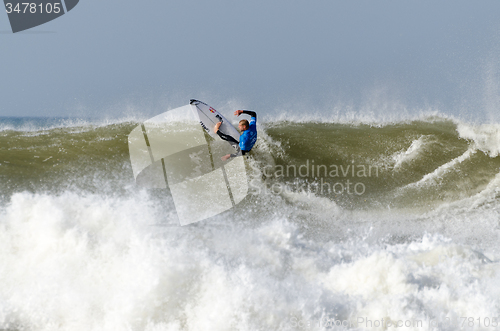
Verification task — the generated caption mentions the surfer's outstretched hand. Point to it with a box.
[214,122,222,133]
[234,110,243,116]
[221,154,231,161]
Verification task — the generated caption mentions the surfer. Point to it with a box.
[214,110,257,161]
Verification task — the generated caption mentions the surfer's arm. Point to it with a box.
[234,110,257,120]
[214,122,222,133]
[241,110,256,120]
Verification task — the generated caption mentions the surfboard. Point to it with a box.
[128,100,248,226]
[190,99,240,147]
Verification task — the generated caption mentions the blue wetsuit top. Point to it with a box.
[239,110,257,153]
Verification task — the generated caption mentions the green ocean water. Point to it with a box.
[2,117,500,211]
[263,119,500,210]
[0,122,136,198]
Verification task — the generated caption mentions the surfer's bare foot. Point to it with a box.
[214,122,222,133]
[221,154,230,161]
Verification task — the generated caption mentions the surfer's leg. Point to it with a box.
[217,131,242,158]
[217,131,239,145]
[227,149,248,159]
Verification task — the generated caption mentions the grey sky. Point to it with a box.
[1,0,500,121]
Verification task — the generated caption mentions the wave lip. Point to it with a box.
[457,122,500,157]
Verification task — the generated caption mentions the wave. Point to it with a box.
[2,115,500,330]
[0,116,144,133]
[2,116,500,211]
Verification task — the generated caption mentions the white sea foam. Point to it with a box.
[457,122,500,157]
[392,135,437,169]
[403,147,476,189]
[0,190,499,330]
[0,105,464,134]
[263,107,454,127]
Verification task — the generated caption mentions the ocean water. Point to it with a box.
[1,113,500,331]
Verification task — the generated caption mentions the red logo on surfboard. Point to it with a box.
[209,107,216,113]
